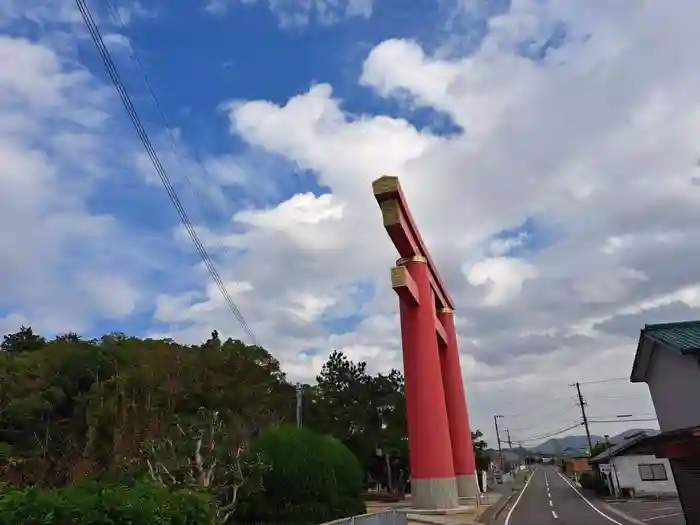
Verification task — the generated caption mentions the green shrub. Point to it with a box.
[579,472,610,495]
[0,481,218,525]
[236,425,366,524]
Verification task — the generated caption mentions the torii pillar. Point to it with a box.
[373,175,478,510]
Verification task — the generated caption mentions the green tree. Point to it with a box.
[1,326,45,353]
[0,326,296,490]
[590,440,608,457]
[366,370,407,493]
[310,351,408,492]
[236,425,365,524]
[472,429,489,472]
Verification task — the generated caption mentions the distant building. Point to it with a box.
[631,321,700,524]
[589,431,677,498]
[562,456,592,479]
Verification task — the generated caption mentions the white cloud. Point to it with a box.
[203,0,373,27]
[466,257,537,307]
[167,0,700,444]
[0,29,167,334]
[7,0,700,448]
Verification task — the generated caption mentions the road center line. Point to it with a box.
[504,468,538,525]
[556,470,624,525]
[552,510,558,519]
[549,500,554,507]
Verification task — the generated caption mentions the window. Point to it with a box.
[638,463,668,481]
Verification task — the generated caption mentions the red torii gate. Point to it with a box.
[372,175,478,510]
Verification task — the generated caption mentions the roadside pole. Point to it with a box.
[494,415,504,472]
[295,384,303,428]
[573,382,593,455]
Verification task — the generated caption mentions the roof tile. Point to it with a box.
[643,320,700,354]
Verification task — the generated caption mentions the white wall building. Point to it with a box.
[630,321,700,524]
[598,454,677,498]
[590,432,678,498]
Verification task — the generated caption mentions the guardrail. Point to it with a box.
[323,509,407,525]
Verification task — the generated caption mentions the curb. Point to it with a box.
[479,491,515,524]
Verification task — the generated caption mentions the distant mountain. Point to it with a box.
[532,435,604,456]
[485,447,528,461]
[528,428,658,456]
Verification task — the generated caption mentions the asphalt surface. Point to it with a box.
[606,499,685,525]
[495,466,629,525]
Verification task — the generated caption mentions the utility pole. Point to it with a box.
[296,384,303,428]
[506,429,513,449]
[494,415,504,471]
[573,382,593,456]
[494,415,503,453]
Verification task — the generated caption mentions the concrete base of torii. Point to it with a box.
[456,474,481,501]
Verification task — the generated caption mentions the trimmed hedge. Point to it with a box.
[0,481,218,525]
[236,425,366,524]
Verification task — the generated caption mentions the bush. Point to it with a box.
[579,472,609,495]
[236,425,366,524]
[0,481,218,525]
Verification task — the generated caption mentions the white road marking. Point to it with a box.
[552,511,558,519]
[504,468,538,525]
[547,491,551,498]
[643,513,683,522]
[556,470,624,525]
[549,500,554,507]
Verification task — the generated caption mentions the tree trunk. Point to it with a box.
[384,452,393,493]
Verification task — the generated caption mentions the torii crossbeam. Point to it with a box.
[373,175,478,510]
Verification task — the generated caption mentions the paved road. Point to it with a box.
[496,466,628,525]
[606,499,685,525]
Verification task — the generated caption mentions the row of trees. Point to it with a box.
[0,326,488,522]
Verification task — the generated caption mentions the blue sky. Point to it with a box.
[62,0,506,338]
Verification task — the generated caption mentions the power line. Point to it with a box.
[588,413,657,419]
[507,403,580,432]
[106,1,225,228]
[585,394,645,400]
[576,377,629,386]
[517,422,583,444]
[498,394,578,418]
[76,0,261,347]
[588,418,658,424]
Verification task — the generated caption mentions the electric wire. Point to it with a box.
[517,422,583,444]
[499,395,579,419]
[76,0,261,347]
[106,1,226,231]
[576,377,629,385]
[506,403,581,432]
[588,418,658,424]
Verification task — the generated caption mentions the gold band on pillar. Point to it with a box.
[397,254,427,265]
[438,307,453,313]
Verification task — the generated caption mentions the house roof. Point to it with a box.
[642,425,700,444]
[641,321,700,354]
[630,320,700,383]
[589,431,658,464]
[639,425,700,460]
